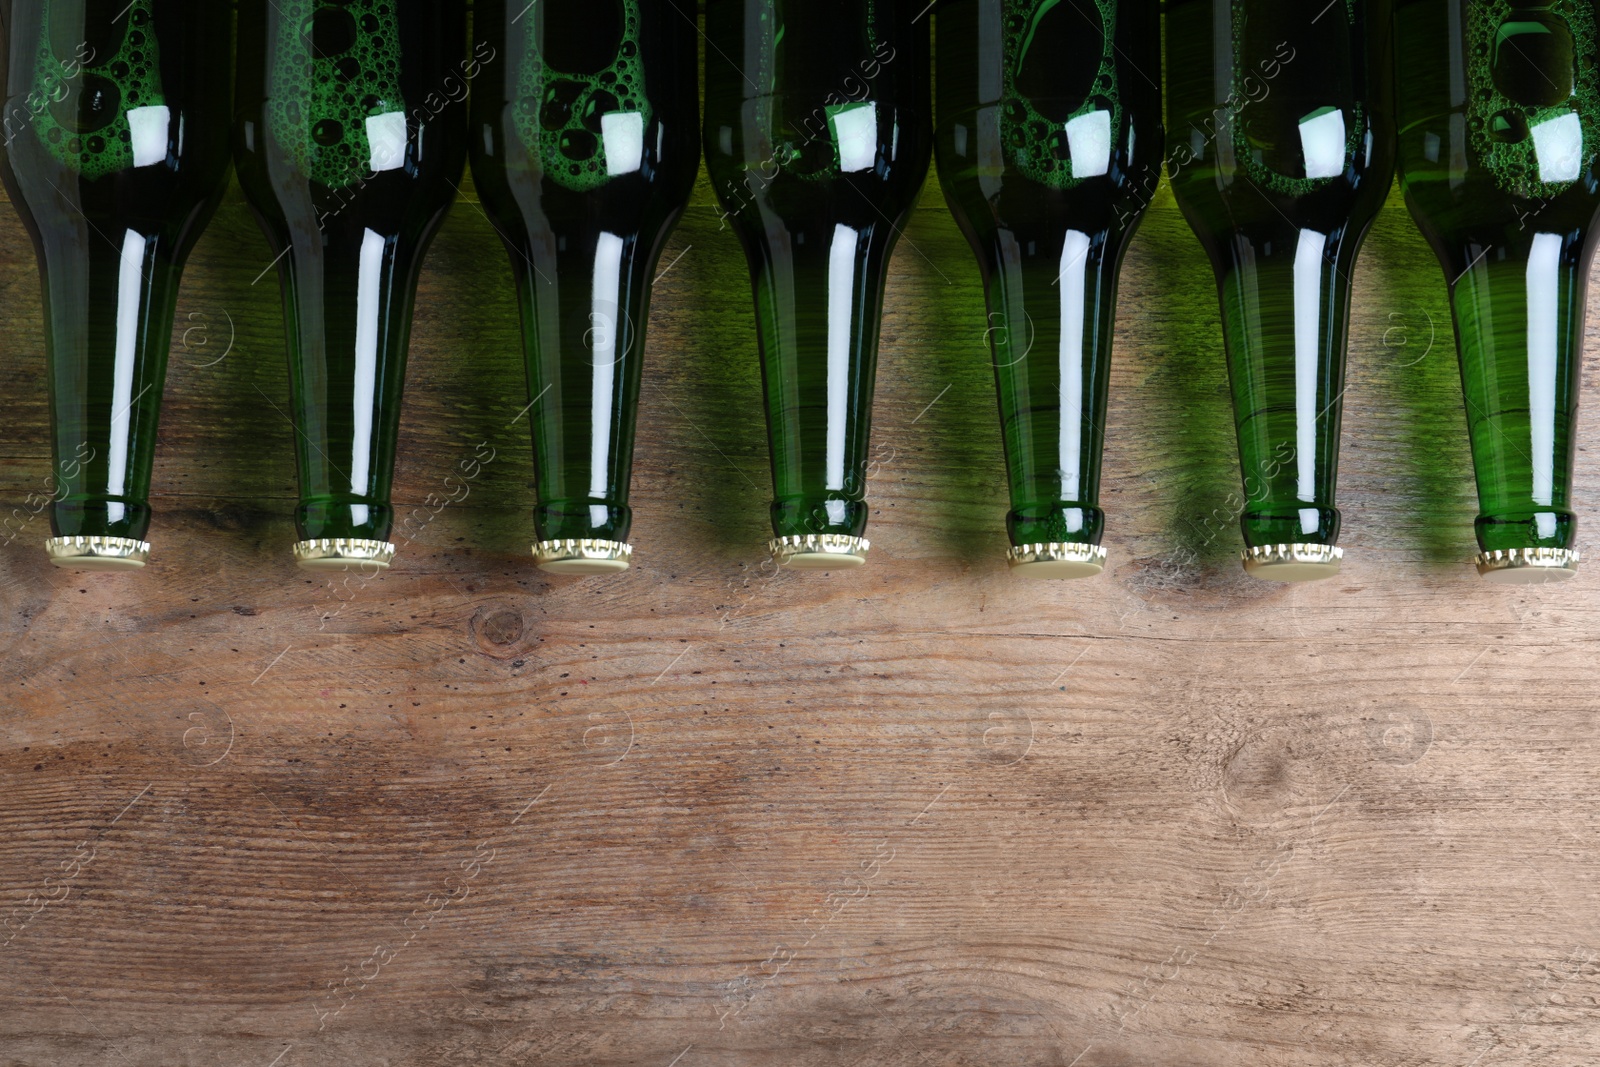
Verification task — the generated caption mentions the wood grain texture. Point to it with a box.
[3,116,1600,1067]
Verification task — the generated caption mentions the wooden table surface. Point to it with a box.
[3,140,1600,1064]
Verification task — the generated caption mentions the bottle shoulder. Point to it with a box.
[1166,112,1395,235]
[0,131,228,242]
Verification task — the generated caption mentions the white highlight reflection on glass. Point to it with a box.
[1298,107,1346,179]
[107,229,148,499]
[602,111,645,176]
[351,228,386,495]
[590,231,625,499]
[826,224,860,492]
[1527,232,1561,507]
[127,105,169,168]
[366,111,407,173]
[1293,228,1328,502]
[831,102,878,174]
[1532,112,1583,183]
[1057,230,1091,498]
[1065,110,1111,179]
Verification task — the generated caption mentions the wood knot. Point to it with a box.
[1221,730,1300,818]
[470,603,528,657]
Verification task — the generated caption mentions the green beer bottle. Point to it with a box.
[936,0,1163,578]
[704,0,933,568]
[471,0,699,575]
[235,0,468,571]
[0,0,232,570]
[1396,0,1597,582]
[1167,0,1394,580]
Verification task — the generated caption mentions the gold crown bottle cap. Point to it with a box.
[294,538,396,572]
[770,534,869,569]
[534,538,632,575]
[1476,547,1580,584]
[1242,543,1342,582]
[45,535,149,571]
[1007,541,1106,579]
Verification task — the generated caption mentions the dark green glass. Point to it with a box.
[1396,0,1599,583]
[1167,0,1394,579]
[471,0,699,575]
[704,0,933,567]
[936,0,1163,578]
[235,0,467,570]
[0,0,233,570]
